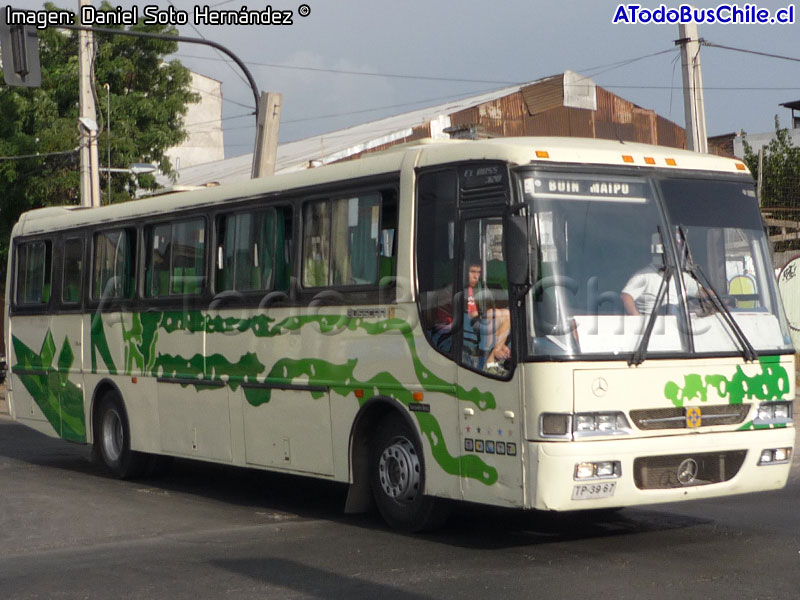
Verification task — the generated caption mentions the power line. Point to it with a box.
[184,112,253,128]
[280,87,503,125]
[577,48,678,78]
[702,41,800,63]
[175,53,522,85]
[597,84,800,91]
[0,147,81,161]
[167,0,252,92]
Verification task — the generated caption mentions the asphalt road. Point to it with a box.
[1,386,799,600]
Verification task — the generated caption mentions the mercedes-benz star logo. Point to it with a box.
[591,377,609,397]
[677,458,699,485]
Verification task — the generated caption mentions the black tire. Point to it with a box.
[369,414,449,532]
[94,391,147,479]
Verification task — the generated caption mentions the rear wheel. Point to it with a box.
[94,392,147,479]
[370,414,449,532]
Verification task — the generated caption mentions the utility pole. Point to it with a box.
[677,21,708,153]
[78,0,101,207]
[252,91,282,178]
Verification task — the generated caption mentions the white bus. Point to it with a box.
[5,137,794,531]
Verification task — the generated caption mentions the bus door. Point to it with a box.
[456,214,525,507]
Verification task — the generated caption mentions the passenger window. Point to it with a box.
[16,240,52,305]
[217,209,277,292]
[416,171,457,357]
[146,219,206,297]
[302,201,330,287]
[92,229,135,300]
[302,191,394,288]
[62,238,84,304]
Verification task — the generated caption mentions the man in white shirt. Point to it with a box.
[621,235,699,316]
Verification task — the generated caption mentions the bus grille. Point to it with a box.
[630,404,750,430]
[633,451,747,490]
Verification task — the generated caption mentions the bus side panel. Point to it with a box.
[457,368,526,509]
[210,306,336,476]
[408,328,462,501]
[155,313,233,463]
[8,315,62,439]
[87,312,160,454]
[47,313,86,443]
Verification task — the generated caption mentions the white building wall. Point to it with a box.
[165,72,224,170]
[733,129,800,158]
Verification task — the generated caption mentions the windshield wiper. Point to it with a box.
[629,265,673,366]
[677,226,758,362]
[629,228,672,367]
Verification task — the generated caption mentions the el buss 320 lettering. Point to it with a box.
[5,137,794,532]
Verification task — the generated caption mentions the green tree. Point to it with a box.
[742,117,800,251]
[0,1,199,282]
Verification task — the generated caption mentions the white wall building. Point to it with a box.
[164,72,224,171]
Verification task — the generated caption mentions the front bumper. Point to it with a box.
[530,427,794,510]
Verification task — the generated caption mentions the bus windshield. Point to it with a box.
[518,169,793,360]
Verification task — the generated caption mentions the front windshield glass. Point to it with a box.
[518,169,792,359]
[660,178,792,354]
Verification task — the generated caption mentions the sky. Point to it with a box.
[43,0,800,158]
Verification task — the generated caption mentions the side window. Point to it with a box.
[460,217,511,377]
[302,190,394,288]
[62,238,84,304]
[217,208,276,292]
[146,218,206,297]
[302,201,330,287]
[16,240,52,305]
[416,171,457,357]
[92,229,135,300]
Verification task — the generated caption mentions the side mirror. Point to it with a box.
[505,214,534,286]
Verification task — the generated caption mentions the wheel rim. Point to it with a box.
[101,408,124,463]
[378,436,421,504]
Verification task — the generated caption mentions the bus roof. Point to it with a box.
[13,137,750,237]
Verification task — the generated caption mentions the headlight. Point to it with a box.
[573,412,631,437]
[758,447,792,465]
[540,412,631,438]
[574,460,621,480]
[754,402,793,426]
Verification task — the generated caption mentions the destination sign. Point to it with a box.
[524,175,649,203]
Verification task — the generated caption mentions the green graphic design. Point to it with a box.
[251,357,496,485]
[13,310,498,485]
[664,356,790,429]
[12,332,86,442]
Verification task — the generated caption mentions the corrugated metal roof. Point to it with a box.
[157,70,687,190]
[158,81,527,188]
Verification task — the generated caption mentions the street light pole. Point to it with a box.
[56,22,265,179]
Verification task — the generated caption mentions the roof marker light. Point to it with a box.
[735,163,747,171]
[622,155,634,163]
[666,158,677,166]
[644,157,656,165]
[535,150,550,159]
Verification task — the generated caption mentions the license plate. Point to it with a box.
[572,481,617,500]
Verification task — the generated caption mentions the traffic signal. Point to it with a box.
[0,11,42,88]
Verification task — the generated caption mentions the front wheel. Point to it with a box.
[370,414,449,532]
[94,392,147,479]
